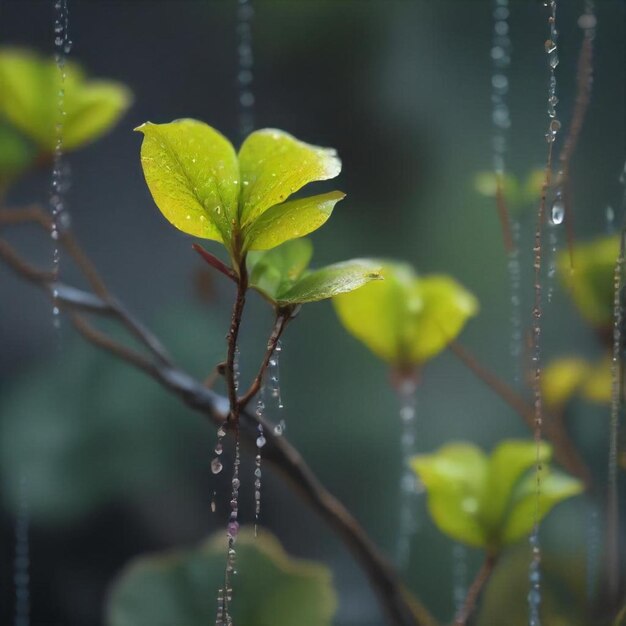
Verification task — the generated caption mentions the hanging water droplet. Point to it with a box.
[550,198,565,225]
[211,458,223,474]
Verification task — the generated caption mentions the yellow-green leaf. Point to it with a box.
[333,263,477,367]
[411,443,489,547]
[244,190,344,250]
[276,260,382,305]
[406,274,479,363]
[0,47,131,152]
[542,357,590,411]
[412,440,583,550]
[238,128,341,226]
[135,120,239,246]
[501,469,584,544]
[248,238,313,302]
[581,356,612,404]
[558,234,620,327]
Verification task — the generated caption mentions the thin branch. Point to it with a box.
[0,209,436,626]
[448,340,592,488]
[453,552,497,626]
[192,243,237,283]
[495,174,515,255]
[238,311,291,409]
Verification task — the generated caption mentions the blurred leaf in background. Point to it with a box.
[333,262,478,367]
[106,528,337,626]
[411,440,584,550]
[0,47,131,153]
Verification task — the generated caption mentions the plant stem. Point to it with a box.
[238,310,291,409]
[453,552,497,626]
[225,260,248,417]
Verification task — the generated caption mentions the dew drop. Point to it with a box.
[550,199,565,225]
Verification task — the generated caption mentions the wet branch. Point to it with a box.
[0,206,437,626]
[448,340,592,488]
[452,552,497,626]
[238,310,291,409]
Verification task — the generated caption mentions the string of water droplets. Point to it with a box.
[395,376,419,566]
[237,0,254,140]
[451,544,468,621]
[14,476,30,626]
[529,3,561,624]
[269,340,286,435]
[491,0,522,385]
[50,0,72,329]
[607,161,626,601]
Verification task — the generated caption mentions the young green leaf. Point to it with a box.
[107,528,337,626]
[411,440,584,550]
[248,238,313,301]
[558,234,620,327]
[276,260,382,305]
[136,121,344,260]
[0,47,131,152]
[136,120,238,246]
[244,190,345,250]
[333,263,477,367]
[238,128,341,226]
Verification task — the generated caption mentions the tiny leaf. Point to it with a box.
[244,190,344,250]
[276,260,382,305]
[136,120,239,246]
[248,238,313,301]
[238,128,341,226]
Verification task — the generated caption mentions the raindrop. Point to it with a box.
[254,394,265,535]
[395,376,419,567]
[550,198,564,225]
[50,0,71,330]
[236,0,255,140]
[211,457,223,475]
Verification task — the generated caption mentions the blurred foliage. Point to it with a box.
[0,47,131,153]
[558,234,620,328]
[249,238,382,307]
[473,168,544,213]
[477,546,588,626]
[136,121,346,258]
[0,305,223,523]
[411,440,583,550]
[333,262,477,367]
[542,355,611,411]
[0,122,35,195]
[106,528,337,626]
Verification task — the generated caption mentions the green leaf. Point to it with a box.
[558,234,620,327]
[248,238,313,301]
[541,357,590,410]
[406,274,479,363]
[276,259,382,305]
[135,120,239,246]
[106,528,337,626]
[0,123,35,193]
[238,128,341,226]
[581,356,612,404]
[0,47,131,152]
[244,190,345,250]
[482,440,551,536]
[411,443,489,547]
[333,263,477,367]
[411,440,584,549]
[501,469,584,544]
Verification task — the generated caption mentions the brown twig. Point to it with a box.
[238,310,291,409]
[453,552,498,626]
[448,340,592,488]
[0,207,436,626]
[556,34,594,269]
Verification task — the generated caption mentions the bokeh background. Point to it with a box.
[0,1,625,624]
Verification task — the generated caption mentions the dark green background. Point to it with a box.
[0,1,624,624]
